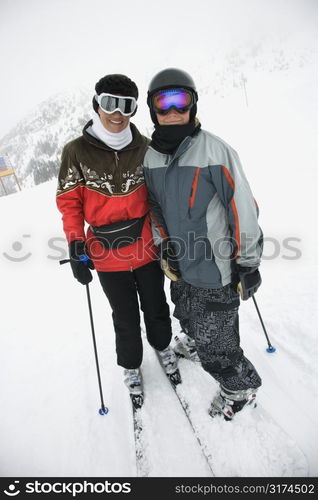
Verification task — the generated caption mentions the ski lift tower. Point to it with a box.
[0,154,21,195]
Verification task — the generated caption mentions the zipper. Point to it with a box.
[113,151,119,190]
[96,219,140,234]
[162,137,193,209]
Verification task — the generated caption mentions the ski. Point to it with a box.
[154,351,216,477]
[130,394,150,477]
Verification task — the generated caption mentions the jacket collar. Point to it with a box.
[83,120,143,152]
[149,129,201,164]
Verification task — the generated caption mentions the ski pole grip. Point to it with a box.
[79,254,90,266]
[59,256,89,266]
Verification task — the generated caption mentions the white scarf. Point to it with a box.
[91,112,132,150]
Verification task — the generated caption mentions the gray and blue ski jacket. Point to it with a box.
[143,128,263,289]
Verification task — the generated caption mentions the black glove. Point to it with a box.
[237,265,261,301]
[69,240,94,285]
[159,239,181,281]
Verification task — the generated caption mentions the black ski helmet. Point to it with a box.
[147,68,198,124]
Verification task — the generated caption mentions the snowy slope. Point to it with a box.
[0,179,317,477]
[0,39,318,476]
[0,182,213,477]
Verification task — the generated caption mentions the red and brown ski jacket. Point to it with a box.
[56,121,157,272]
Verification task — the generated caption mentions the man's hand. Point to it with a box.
[69,240,95,285]
[237,265,261,300]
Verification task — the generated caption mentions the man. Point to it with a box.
[56,74,179,409]
[143,68,263,420]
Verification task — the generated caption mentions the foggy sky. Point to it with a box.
[0,0,317,138]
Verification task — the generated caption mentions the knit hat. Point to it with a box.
[92,74,139,116]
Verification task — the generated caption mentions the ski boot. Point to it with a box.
[124,368,144,410]
[158,346,182,385]
[208,386,258,421]
[174,333,201,363]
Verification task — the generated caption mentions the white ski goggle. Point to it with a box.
[95,93,137,116]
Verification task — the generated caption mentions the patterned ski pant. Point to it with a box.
[171,280,262,392]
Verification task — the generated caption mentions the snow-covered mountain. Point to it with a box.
[0,89,91,194]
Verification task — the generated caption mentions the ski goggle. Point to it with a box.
[152,88,194,115]
[95,93,137,116]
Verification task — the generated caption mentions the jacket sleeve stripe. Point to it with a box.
[230,198,240,257]
[220,166,240,254]
[221,165,235,190]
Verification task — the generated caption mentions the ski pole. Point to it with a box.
[252,295,276,353]
[60,258,109,415]
[85,281,109,415]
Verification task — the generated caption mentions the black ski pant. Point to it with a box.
[98,261,172,369]
[171,280,262,392]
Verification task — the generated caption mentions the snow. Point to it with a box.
[175,360,307,477]
[1,46,318,477]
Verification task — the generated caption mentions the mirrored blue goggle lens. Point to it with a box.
[153,89,192,112]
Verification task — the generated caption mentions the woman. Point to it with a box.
[56,74,179,409]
